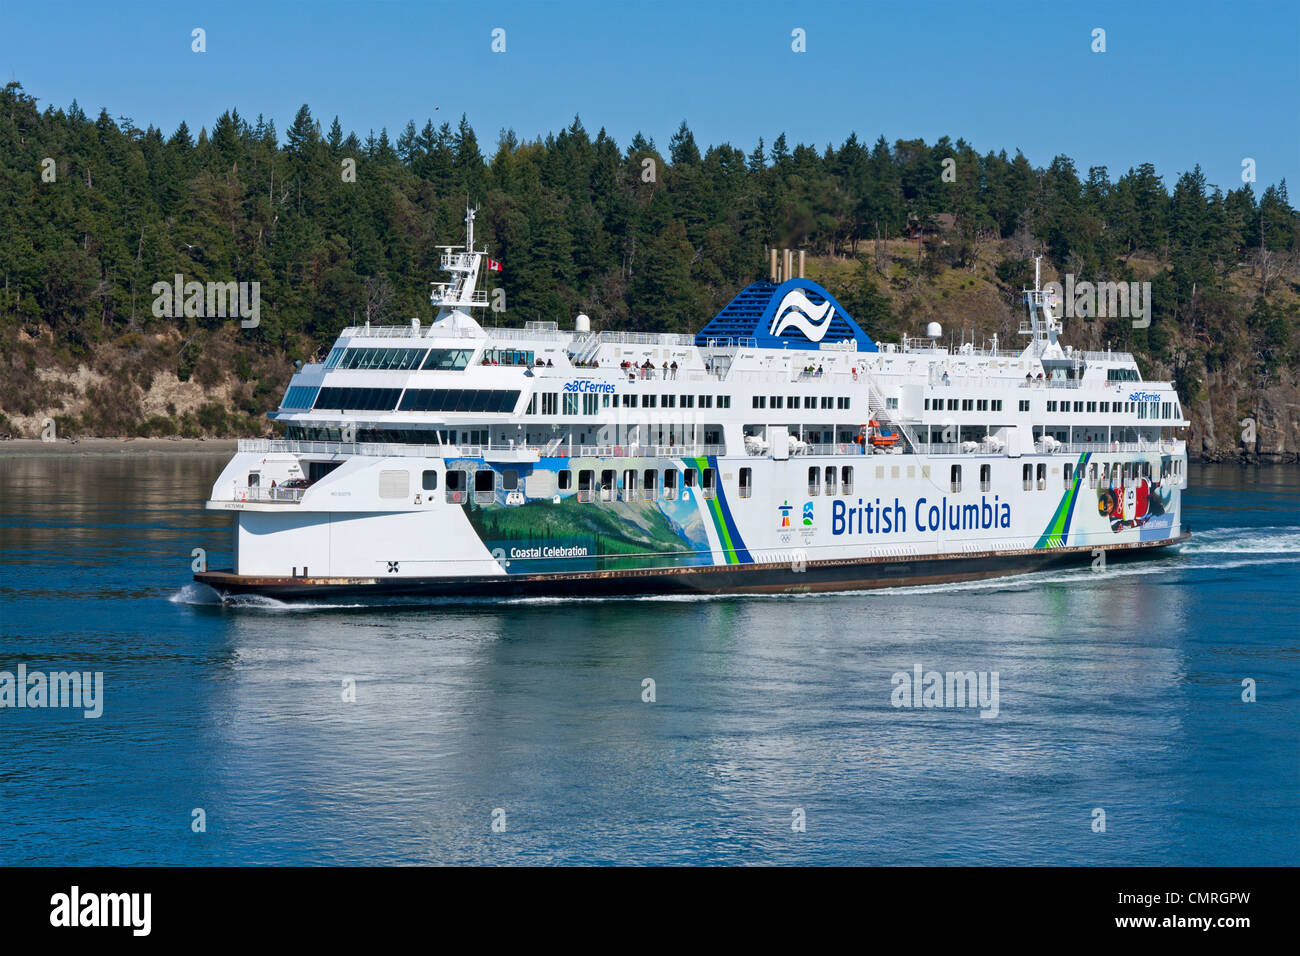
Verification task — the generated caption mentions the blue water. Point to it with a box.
[0,452,1296,865]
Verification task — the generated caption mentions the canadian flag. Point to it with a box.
[486,258,503,272]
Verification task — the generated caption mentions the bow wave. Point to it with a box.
[770,290,835,341]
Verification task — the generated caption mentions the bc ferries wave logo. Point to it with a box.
[769,289,835,342]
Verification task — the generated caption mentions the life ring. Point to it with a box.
[614,445,624,457]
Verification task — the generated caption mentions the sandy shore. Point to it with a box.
[0,438,241,457]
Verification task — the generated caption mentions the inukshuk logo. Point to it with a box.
[769,289,835,342]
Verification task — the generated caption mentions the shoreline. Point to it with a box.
[0,438,240,457]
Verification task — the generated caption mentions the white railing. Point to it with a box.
[216,484,307,504]
[574,444,726,459]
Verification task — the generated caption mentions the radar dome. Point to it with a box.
[575,313,591,333]
[925,321,942,339]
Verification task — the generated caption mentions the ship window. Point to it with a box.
[645,394,658,408]
[808,467,820,496]
[582,394,599,415]
[820,397,833,409]
[445,469,467,504]
[841,466,854,495]
[1063,463,1073,489]
[825,466,837,495]
[542,393,558,415]
[804,397,815,409]
[718,396,731,409]
[622,469,638,501]
[980,464,991,492]
[739,467,753,498]
[1100,401,1109,412]
[475,470,495,493]
[1047,401,1057,412]
[977,399,988,411]
[681,395,695,409]
[600,469,616,501]
[684,468,697,488]
[558,470,572,491]
[313,387,403,411]
[421,348,475,370]
[789,395,800,408]
[282,385,320,409]
[992,400,1002,411]
[947,399,958,411]
[663,394,676,408]
[643,469,657,498]
[422,469,439,491]
[699,394,713,408]
[1023,463,1033,490]
[771,396,783,409]
[950,465,962,493]
[1074,401,1083,413]
[527,394,538,415]
[1036,463,1047,490]
[753,396,766,409]
[701,468,716,497]
[577,470,593,501]
[962,399,974,411]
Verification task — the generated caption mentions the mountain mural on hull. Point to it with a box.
[457,455,713,573]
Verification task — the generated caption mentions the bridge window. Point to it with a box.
[398,389,521,413]
[282,385,320,409]
[332,347,430,371]
[421,348,475,370]
[313,387,403,411]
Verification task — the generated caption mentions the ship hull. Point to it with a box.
[195,530,1188,600]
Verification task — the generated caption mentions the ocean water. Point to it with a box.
[0,452,1295,865]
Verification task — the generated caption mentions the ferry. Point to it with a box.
[195,209,1189,599]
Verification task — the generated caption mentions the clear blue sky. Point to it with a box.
[5,0,1298,192]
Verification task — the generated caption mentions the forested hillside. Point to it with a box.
[1,80,1297,457]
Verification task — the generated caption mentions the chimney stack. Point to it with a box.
[798,250,806,279]
[784,249,793,283]
[770,248,778,283]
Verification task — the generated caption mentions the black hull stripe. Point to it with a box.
[194,532,1188,600]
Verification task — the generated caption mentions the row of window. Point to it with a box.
[525,392,734,414]
[434,465,723,504]
[310,387,520,413]
[398,389,521,413]
[754,395,851,410]
[323,346,476,371]
[806,465,857,496]
[926,398,1005,412]
[1046,399,1179,418]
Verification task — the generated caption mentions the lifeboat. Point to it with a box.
[866,419,901,447]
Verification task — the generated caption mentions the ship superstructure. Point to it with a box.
[197,209,1188,598]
